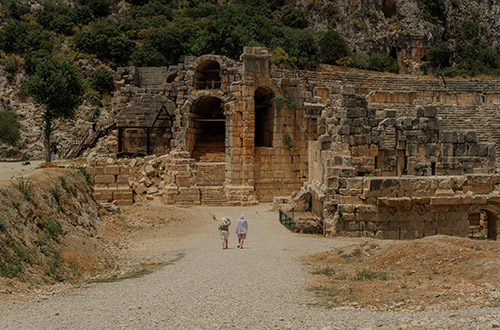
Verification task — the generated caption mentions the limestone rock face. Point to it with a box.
[0,66,114,160]
[296,0,500,73]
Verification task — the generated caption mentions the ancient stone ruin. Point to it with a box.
[88,47,500,240]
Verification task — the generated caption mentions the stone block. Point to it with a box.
[115,199,133,205]
[104,166,120,175]
[135,183,147,195]
[347,108,360,118]
[94,167,105,175]
[113,191,132,200]
[424,105,437,118]
[384,109,396,118]
[116,175,130,185]
[94,175,115,184]
[93,190,113,201]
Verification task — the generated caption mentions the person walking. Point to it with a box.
[235,214,248,249]
[218,217,231,250]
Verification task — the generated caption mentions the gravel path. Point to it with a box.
[0,160,44,185]
[1,205,499,329]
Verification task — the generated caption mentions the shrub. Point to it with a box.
[88,68,115,95]
[4,0,30,20]
[130,0,174,19]
[1,55,21,75]
[427,41,452,70]
[38,213,62,238]
[189,22,248,60]
[73,20,119,57]
[320,30,352,65]
[0,19,54,54]
[270,46,296,66]
[421,0,446,22]
[108,36,136,65]
[23,49,52,75]
[142,27,183,65]
[353,269,388,281]
[280,6,308,29]
[278,28,319,69]
[0,214,10,231]
[36,3,76,35]
[77,166,93,185]
[131,45,166,66]
[353,51,370,70]
[0,111,21,146]
[368,53,399,73]
[78,0,111,18]
[50,184,63,204]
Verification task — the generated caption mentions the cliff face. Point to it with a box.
[297,0,500,72]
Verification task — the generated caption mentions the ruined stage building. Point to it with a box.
[89,47,500,240]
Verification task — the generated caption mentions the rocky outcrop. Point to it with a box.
[0,65,115,160]
[296,0,500,72]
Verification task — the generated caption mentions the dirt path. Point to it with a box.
[0,204,499,329]
[0,161,44,185]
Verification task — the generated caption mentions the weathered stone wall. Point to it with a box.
[111,47,500,212]
[87,157,133,205]
[289,88,500,240]
[302,174,500,240]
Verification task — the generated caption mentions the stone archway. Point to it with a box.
[194,60,221,90]
[187,96,225,161]
[466,205,499,240]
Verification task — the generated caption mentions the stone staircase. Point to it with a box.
[200,186,228,205]
[271,68,500,95]
[196,160,228,205]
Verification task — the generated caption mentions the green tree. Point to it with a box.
[131,45,166,66]
[4,0,29,20]
[23,57,84,162]
[189,23,247,60]
[142,27,183,65]
[88,68,115,95]
[77,0,111,18]
[280,6,308,29]
[36,3,77,35]
[368,53,400,73]
[0,111,21,146]
[427,41,452,70]
[0,19,54,54]
[320,30,352,65]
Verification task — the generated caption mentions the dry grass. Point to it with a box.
[305,236,500,310]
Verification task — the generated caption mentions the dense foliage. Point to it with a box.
[0,111,21,146]
[0,0,499,77]
[88,68,115,95]
[427,19,500,77]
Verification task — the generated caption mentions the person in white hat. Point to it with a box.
[218,217,231,250]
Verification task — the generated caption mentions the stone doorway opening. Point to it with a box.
[468,210,498,240]
[194,60,221,90]
[254,87,274,147]
[188,96,225,161]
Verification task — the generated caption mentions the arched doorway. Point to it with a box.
[194,60,221,90]
[254,87,274,147]
[468,209,498,240]
[188,96,225,161]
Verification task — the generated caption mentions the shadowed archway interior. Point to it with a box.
[254,87,274,147]
[188,96,225,161]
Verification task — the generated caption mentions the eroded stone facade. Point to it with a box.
[89,47,500,239]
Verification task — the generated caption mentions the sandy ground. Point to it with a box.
[0,200,499,329]
[0,160,44,185]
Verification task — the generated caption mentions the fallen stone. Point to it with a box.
[135,183,147,195]
[100,202,120,214]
